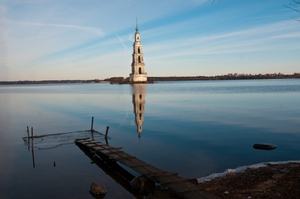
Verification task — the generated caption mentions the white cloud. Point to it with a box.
[116,32,127,52]
[8,21,104,36]
[144,20,300,60]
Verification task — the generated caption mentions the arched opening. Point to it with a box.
[138,56,141,63]
[138,47,140,53]
[139,104,142,111]
[139,94,142,99]
[139,113,142,120]
[139,67,142,74]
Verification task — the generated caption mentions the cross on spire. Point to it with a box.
[135,17,139,33]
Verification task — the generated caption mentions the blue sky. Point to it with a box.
[0,0,300,81]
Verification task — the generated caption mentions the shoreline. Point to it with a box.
[1,74,300,85]
[199,160,300,199]
[197,160,300,183]
[149,160,300,199]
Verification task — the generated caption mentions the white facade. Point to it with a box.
[129,19,147,82]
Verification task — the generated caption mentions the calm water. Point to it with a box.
[0,79,300,198]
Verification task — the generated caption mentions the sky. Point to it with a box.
[0,0,300,81]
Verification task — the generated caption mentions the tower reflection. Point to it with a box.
[131,84,146,138]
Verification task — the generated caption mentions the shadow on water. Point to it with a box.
[22,122,110,169]
[22,129,107,150]
[75,142,149,199]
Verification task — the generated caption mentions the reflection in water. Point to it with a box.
[31,136,35,168]
[132,84,146,138]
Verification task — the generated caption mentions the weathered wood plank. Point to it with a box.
[149,172,179,177]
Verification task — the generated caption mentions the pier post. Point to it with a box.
[105,126,109,144]
[105,126,109,139]
[27,126,30,150]
[91,117,94,132]
[30,127,35,168]
[27,126,29,140]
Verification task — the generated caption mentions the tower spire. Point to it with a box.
[135,17,139,32]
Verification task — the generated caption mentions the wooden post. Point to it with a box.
[105,126,109,145]
[105,126,109,139]
[31,139,35,168]
[91,117,94,132]
[27,126,29,139]
[31,127,35,168]
[27,126,30,150]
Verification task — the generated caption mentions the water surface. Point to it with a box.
[0,79,300,198]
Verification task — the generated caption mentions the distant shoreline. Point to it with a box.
[1,73,299,85]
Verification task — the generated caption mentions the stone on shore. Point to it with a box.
[89,182,107,195]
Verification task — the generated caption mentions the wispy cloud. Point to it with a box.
[116,32,127,52]
[8,21,105,36]
[145,20,300,60]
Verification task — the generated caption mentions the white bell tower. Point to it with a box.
[129,18,147,82]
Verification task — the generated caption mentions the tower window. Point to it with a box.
[138,56,141,63]
[139,113,142,120]
[139,104,142,111]
[138,48,140,53]
[139,94,142,99]
[139,67,142,74]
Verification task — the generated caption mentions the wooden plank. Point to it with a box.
[94,142,108,146]
[74,137,90,141]
[160,178,191,185]
[80,141,93,145]
[86,143,97,147]
[130,163,151,168]
[105,150,124,155]
[150,172,179,177]
[91,146,103,150]
[114,155,136,160]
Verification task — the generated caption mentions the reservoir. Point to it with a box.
[0,79,300,198]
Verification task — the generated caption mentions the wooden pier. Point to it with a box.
[75,138,221,199]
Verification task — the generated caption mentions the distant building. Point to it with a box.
[129,19,147,82]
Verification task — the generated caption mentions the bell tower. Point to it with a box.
[129,18,147,82]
